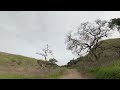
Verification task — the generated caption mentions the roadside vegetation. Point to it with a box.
[0,52,66,79]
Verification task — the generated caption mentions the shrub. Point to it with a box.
[12,59,16,62]
[17,61,22,65]
[49,58,57,65]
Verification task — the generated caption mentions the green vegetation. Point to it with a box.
[47,67,66,79]
[0,67,66,79]
[0,52,38,66]
[89,59,120,79]
[67,38,120,79]
[49,58,58,65]
[0,52,65,79]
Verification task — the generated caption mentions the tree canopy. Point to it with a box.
[65,19,114,60]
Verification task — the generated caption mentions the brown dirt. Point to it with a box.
[60,69,89,79]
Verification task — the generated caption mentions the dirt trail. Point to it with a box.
[60,69,88,79]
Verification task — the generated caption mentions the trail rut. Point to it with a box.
[60,69,88,79]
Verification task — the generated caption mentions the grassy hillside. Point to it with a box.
[89,59,120,79]
[0,52,65,79]
[67,38,120,79]
[0,52,38,66]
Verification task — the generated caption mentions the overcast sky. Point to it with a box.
[0,11,120,65]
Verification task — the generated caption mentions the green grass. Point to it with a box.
[0,67,66,79]
[67,38,120,79]
[0,52,65,79]
[0,73,46,79]
[48,67,66,79]
[0,74,25,79]
[0,52,55,67]
[0,52,38,66]
[89,59,120,79]
[96,67,120,79]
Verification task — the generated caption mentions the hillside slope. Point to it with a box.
[0,52,65,79]
[66,38,120,79]
[68,38,120,67]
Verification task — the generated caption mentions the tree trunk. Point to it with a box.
[90,48,98,61]
[45,56,47,60]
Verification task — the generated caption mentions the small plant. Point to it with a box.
[12,59,16,62]
[17,61,22,65]
[49,58,58,65]
[37,60,41,65]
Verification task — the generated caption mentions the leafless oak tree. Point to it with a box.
[36,44,54,61]
[65,19,112,61]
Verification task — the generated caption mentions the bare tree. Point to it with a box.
[36,44,54,61]
[65,19,112,61]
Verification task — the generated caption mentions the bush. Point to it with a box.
[12,59,16,62]
[49,58,57,65]
[37,60,41,65]
[17,61,22,65]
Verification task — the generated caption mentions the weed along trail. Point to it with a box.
[60,69,88,79]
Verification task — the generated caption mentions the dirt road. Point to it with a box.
[60,69,88,79]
